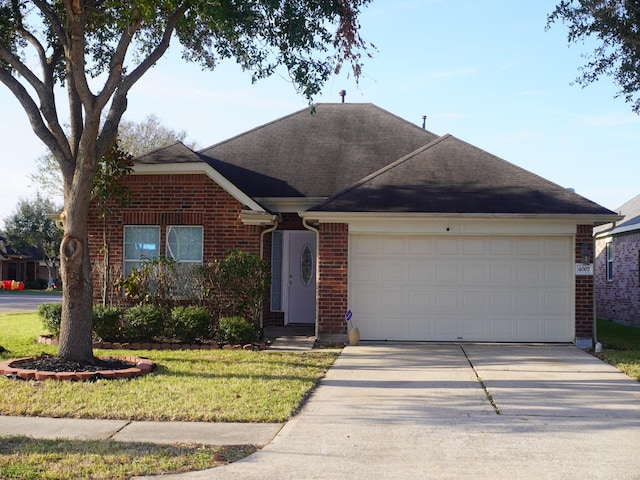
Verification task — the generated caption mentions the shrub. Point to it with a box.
[217,250,270,326]
[37,303,62,337]
[93,305,123,342]
[171,305,213,343]
[27,279,49,290]
[116,257,179,311]
[122,304,165,342]
[217,316,259,345]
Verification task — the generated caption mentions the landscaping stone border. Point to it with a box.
[0,355,155,381]
[37,335,268,351]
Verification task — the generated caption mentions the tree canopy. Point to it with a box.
[0,0,371,362]
[548,0,640,113]
[29,114,197,198]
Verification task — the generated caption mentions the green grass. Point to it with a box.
[0,312,339,479]
[0,312,339,422]
[595,318,640,381]
[0,436,256,480]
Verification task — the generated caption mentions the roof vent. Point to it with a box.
[339,90,346,103]
[566,188,575,193]
[422,115,427,129]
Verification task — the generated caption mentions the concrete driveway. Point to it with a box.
[141,343,640,480]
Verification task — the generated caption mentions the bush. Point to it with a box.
[217,250,270,326]
[93,305,123,342]
[171,305,213,343]
[122,304,165,342]
[37,303,62,337]
[27,279,49,290]
[217,316,258,345]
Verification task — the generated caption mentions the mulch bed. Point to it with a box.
[0,355,155,381]
[13,356,135,373]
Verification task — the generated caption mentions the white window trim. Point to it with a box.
[123,225,161,275]
[606,241,614,282]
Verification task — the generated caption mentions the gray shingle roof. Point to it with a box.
[595,193,640,235]
[311,134,617,216]
[131,103,617,219]
[135,141,203,164]
[198,103,438,198]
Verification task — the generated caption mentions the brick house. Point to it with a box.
[594,194,640,326]
[88,103,620,346]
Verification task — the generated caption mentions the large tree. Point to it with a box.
[0,0,370,363]
[29,113,197,198]
[548,0,640,113]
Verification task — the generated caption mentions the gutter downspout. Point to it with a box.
[303,218,320,339]
[592,221,617,351]
[259,219,279,331]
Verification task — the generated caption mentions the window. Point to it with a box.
[271,231,283,311]
[606,241,614,281]
[124,226,160,275]
[166,226,203,264]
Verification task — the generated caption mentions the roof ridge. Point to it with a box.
[448,135,614,211]
[134,140,189,159]
[311,134,451,210]
[198,103,438,154]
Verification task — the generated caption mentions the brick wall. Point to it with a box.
[88,173,262,305]
[317,223,349,340]
[595,231,640,326]
[575,224,595,342]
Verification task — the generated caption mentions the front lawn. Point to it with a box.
[595,318,640,381]
[0,311,339,479]
[0,312,339,422]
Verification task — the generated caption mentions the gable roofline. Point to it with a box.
[309,133,620,222]
[132,162,267,213]
[309,134,450,211]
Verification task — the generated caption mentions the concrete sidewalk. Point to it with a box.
[132,343,640,480]
[0,416,282,446]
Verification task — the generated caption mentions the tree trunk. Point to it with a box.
[56,146,98,363]
[57,230,95,363]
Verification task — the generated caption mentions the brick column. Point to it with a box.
[575,224,595,348]
[317,223,349,343]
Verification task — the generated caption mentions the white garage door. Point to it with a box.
[349,235,573,342]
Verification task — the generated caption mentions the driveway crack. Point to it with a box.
[459,345,500,415]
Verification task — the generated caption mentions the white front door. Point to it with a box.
[284,231,316,325]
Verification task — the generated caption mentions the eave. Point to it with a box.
[132,162,267,213]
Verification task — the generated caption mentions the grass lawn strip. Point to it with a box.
[594,318,640,381]
[0,436,256,480]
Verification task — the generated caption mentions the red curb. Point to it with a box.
[16,369,36,380]
[34,371,57,381]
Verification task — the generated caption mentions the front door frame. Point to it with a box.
[282,230,317,325]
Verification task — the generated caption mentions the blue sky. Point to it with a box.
[1,0,639,224]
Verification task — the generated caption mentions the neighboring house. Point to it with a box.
[594,194,640,326]
[88,103,620,347]
[0,235,49,285]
